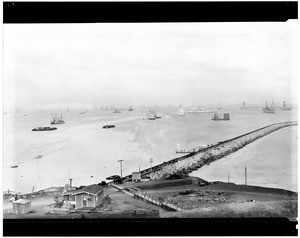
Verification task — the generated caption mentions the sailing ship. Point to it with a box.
[146,109,157,120]
[50,114,65,124]
[262,101,275,114]
[177,105,185,116]
[217,103,222,109]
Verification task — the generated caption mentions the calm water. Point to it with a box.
[3,106,298,193]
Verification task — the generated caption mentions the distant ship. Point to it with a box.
[113,108,121,113]
[128,106,133,111]
[217,103,222,109]
[281,101,291,111]
[146,109,157,120]
[32,127,57,131]
[262,101,275,114]
[212,113,230,121]
[188,107,217,113]
[240,101,247,110]
[11,165,18,168]
[50,114,65,124]
[35,155,42,159]
[177,105,185,116]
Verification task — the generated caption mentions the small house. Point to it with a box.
[13,199,31,214]
[132,172,141,182]
[72,184,105,209]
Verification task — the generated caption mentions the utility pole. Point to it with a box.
[245,165,247,185]
[150,158,153,172]
[117,160,124,184]
[228,173,230,183]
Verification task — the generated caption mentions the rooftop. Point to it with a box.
[71,184,104,196]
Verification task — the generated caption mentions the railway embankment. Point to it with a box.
[146,121,297,180]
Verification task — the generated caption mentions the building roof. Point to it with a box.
[13,199,31,204]
[71,184,104,196]
[62,189,76,196]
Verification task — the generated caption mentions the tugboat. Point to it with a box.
[32,127,57,131]
[50,114,65,124]
[177,105,185,116]
[262,101,275,114]
[103,125,115,129]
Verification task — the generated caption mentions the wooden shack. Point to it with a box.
[72,184,105,209]
[132,172,141,182]
[13,199,31,214]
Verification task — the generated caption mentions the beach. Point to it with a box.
[3,106,298,193]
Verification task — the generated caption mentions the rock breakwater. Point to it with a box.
[146,121,297,180]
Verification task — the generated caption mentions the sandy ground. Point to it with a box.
[3,107,298,193]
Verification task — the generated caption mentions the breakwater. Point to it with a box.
[122,121,297,181]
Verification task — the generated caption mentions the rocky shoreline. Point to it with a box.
[148,121,297,179]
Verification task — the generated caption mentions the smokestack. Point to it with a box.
[69,178,73,187]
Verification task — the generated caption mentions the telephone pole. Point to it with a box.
[245,165,247,185]
[117,160,124,184]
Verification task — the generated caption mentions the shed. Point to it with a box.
[72,184,105,209]
[62,189,76,201]
[132,172,141,182]
[13,199,31,214]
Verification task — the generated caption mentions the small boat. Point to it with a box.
[35,155,42,159]
[32,127,57,131]
[103,125,115,129]
[11,165,18,168]
[128,106,133,111]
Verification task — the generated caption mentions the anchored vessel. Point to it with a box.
[262,101,275,114]
[146,109,160,120]
[177,105,185,116]
[113,108,121,113]
[281,101,291,111]
[32,127,57,131]
[50,114,65,124]
[212,113,230,121]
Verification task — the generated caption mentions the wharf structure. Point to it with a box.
[119,121,297,182]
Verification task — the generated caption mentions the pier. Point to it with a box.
[120,121,297,182]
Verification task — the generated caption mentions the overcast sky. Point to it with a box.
[3,21,298,110]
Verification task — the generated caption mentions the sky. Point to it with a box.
[3,21,298,110]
